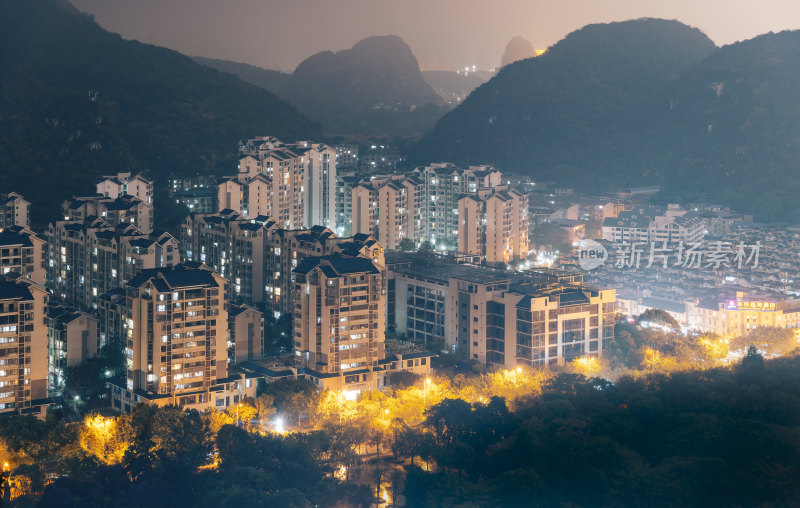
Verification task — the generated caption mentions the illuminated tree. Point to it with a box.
[79,414,130,466]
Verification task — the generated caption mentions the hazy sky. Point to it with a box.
[70,0,800,72]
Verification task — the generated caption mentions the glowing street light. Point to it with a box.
[424,378,432,407]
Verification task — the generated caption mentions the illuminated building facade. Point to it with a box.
[109,264,256,413]
[0,226,46,285]
[387,253,615,367]
[0,274,48,416]
[181,211,383,319]
[293,254,388,392]
[47,218,178,310]
[221,137,337,230]
[459,187,529,265]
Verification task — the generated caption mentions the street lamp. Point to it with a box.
[424,378,431,407]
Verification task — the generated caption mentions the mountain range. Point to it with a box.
[0,0,319,226]
[197,35,447,136]
[412,18,800,222]
[5,4,800,224]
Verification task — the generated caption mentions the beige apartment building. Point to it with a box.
[293,254,388,392]
[459,187,529,265]
[47,304,99,390]
[221,137,337,230]
[228,304,264,365]
[109,264,256,413]
[47,218,178,310]
[96,172,153,204]
[387,253,615,368]
[351,177,422,251]
[181,211,383,319]
[0,193,31,230]
[0,226,46,285]
[0,274,49,416]
[63,195,154,234]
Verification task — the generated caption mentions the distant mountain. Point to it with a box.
[193,57,292,95]
[500,36,536,68]
[415,18,800,222]
[411,20,716,195]
[0,0,320,227]
[197,35,447,136]
[422,70,494,104]
[618,30,800,220]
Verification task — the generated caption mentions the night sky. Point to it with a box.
[70,0,800,71]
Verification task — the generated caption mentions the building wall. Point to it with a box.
[351,185,376,237]
[126,268,228,405]
[0,227,46,285]
[0,276,48,416]
[0,193,31,230]
[229,306,264,365]
[217,180,244,214]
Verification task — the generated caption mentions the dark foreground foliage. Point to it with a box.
[405,352,800,507]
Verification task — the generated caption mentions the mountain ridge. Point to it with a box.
[0,0,320,226]
[196,35,448,136]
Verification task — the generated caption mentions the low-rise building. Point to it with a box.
[602,204,704,244]
[387,253,615,368]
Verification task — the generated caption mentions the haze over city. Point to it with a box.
[70,0,800,71]
[7,0,800,505]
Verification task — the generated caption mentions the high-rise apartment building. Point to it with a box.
[220,137,337,230]
[351,164,504,252]
[351,175,423,250]
[0,193,31,230]
[47,218,178,310]
[96,172,153,205]
[181,211,383,319]
[459,187,529,265]
[293,254,387,391]
[63,195,154,234]
[411,164,502,249]
[0,274,48,416]
[108,264,256,412]
[334,169,361,237]
[0,226,46,285]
